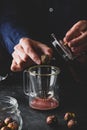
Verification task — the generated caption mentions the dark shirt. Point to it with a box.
[0,0,87,54]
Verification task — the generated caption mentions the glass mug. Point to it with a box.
[23,65,61,110]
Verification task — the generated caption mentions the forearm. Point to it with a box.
[0,21,30,54]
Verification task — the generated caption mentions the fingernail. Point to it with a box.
[36,59,41,64]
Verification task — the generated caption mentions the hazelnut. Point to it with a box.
[64,112,76,121]
[0,121,5,129]
[67,119,77,128]
[46,115,58,125]
[8,121,18,130]
[41,55,51,64]
[4,117,13,125]
[0,126,11,130]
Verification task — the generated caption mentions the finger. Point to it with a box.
[11,60,23,71]
[64,27,81,42]
[21,41,41,64]
[14,44,29,62]
[12,51,24,65]
[64,20,87,42]
[68,31,87,47]
[11,58,35,72]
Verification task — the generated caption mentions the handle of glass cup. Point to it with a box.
[23,70,30,96]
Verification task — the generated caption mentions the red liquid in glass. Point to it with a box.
[30,97,59,110]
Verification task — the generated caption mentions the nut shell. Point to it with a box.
[41,55,51,64]
[67,119,77,128]
[46,115,58,125]
[4,117,13,125]
[8,121,18,130]
[64,112,76,121]
[0,126,11,130]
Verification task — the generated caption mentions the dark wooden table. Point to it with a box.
[0,71,87,130]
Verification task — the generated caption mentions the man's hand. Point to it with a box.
[11,38,53,71]
[63,20,87,63]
